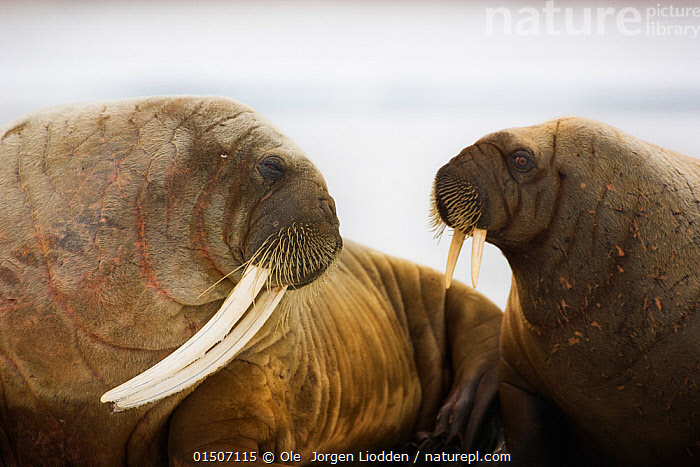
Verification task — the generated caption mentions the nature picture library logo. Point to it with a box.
[485,1,700,38]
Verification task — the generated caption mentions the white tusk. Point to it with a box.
[471,228,487,288]
[445,229,466,289]
[105,285,287,411]
[101,265,273,408]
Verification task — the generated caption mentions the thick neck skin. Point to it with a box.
[504,124,700,339]
[494,121,700,464]
[168,240,503,460]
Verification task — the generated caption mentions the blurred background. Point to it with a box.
[2,0,699,309]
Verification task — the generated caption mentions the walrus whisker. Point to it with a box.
[428,192,447,242]
[430,177,483,243]
[428,203,448,241]
[253,234,285,292]
[197,262,246,299]
[432,173,487,289]
[197,234,275,299]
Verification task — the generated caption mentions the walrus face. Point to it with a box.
[100,97,342,411]
[238,148,342,289]
[431,119,563,288]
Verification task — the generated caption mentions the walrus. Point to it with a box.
[0,96,502,465]
[431,117,700,466]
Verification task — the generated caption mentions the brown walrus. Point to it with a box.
[0,97,502,465]
[432,117,700,466]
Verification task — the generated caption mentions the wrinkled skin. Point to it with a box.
[169,240,503,466]
[434,117,700,466]
[0,97,502,465]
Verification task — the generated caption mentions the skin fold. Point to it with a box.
[0,97,502,465]
[169,240,503,466]
[433,117,700,466]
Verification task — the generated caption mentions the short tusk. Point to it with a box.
[445,229,467,289]
[101,265,277,409]
[471,228,487,288]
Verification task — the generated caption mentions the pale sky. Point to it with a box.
[2,1,699,309]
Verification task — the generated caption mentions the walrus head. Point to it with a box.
[240,153,342,290]
[97,97,342,410]
[431,117,657,290]
[431,119,564,289]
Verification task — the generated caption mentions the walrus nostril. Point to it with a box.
[318,198,336,221]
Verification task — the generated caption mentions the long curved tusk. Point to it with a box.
[105,285,287,411]
[445,229,467,289]
[101,265,277,409]
[471,228,487,288]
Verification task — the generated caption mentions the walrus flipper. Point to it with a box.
[383,261,503,457]
[430,281,503,453]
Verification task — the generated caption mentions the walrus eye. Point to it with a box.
[509,151,534,173]
[259,158,285,180]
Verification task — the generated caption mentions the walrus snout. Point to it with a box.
[433,140,528,241]
[318,196,338,223]
[432,142,515,289]
[433,161,483,234]
[254,222,342,289]
[243,181,342,289]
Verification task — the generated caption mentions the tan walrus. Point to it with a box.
[432,117,700,466]
[0,97,502,465]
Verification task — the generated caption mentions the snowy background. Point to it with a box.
[2,0,699,309]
